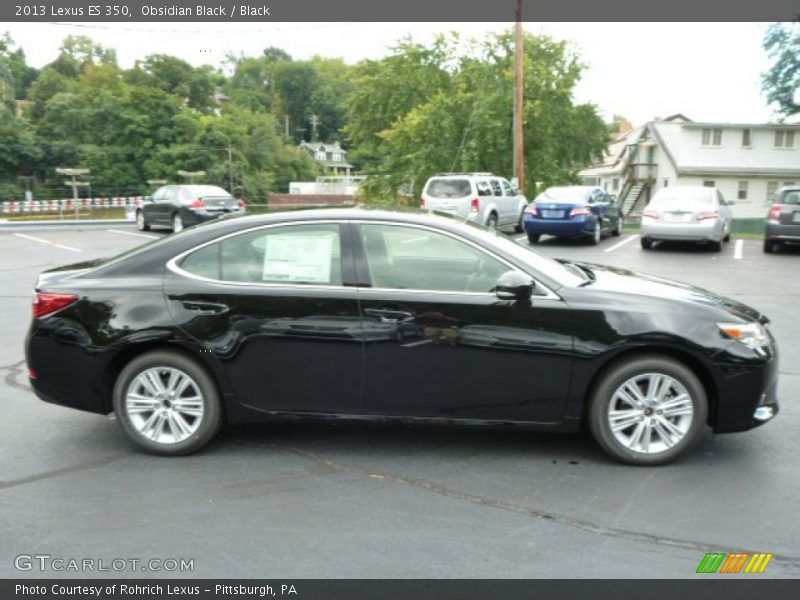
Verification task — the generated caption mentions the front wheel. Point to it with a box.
[136,210,149,231]
[514,212,524,233]
[588,224,601,245]
[588,355,708,465]
[764,240,776,254]
[113,350,223,456]
[709,240,722,252]
[611,223,621,237]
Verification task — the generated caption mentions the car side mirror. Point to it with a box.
[495,271,534,301]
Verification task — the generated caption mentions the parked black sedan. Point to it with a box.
[25,208,779,464]
[136,184,244,233]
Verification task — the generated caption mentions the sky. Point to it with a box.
[0,21,778,126]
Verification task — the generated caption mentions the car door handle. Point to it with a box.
[180,300,230,314]
[364,308,415,323]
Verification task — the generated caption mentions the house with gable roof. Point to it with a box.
[579,114,800,219]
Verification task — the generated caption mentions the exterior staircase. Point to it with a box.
[622,183,646,217]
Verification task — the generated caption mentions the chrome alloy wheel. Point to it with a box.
[607,373,694,454]
[125,367,204,444]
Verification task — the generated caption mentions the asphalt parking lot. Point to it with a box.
[1,224,798,578]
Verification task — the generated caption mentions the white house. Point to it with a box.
[579,114,800,219]
[299,141,353,177]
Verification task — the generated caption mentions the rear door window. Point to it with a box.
[425,179,471,199]
[490,179,503,196]
[476,180,493,197]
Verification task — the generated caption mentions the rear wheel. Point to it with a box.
[588,355,708,465]
[113,350,223,456]
[486,212,498,230]
[136,210,149,231]
[527,232,540,244]
[172,213,184,233]
[763,239,777,254]
[640,238,653,250]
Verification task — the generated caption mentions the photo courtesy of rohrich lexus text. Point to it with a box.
[0,1,798,599]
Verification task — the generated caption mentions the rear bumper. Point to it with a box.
[641,219,721,242]
[766,222,800,241]
[183,208,244,225]
[523,215,596,237]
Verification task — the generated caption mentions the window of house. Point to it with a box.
[786,131,795,148]
[663,178,669,187]
[737,181,748,200]
[702,128,722,146]
[767,181,779,201]
[612,178,619,191]
[784,181,797,188]
[742,129,751,147]
[703,181,715,188]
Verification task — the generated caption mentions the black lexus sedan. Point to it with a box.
[136,184,244,233]
[25,208,779,464]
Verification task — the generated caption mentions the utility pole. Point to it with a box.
[18,176,35,203]
[284,114,290,138]
[513,0,525,195]
[56,168,90,220]
[309,114,320,141]
[227,145,235,193]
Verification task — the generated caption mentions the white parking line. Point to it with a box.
[14,232,83,252]
[734,239,743,260]
[54,243,83,253]
[107,229,159,240]
[13,233,53,245]
[604,234,639,253]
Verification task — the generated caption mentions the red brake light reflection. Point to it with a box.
[768,204,781,221]
[33,292,78,319]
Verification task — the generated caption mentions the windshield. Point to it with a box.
[779,190,800,205]
[535,187,591,204]
[459,219,586,286]
[651,188,713,206]
[425,179,471,198]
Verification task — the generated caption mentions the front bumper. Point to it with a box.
[712,342,780,433]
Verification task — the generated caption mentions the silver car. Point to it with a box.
[640,186,733,251]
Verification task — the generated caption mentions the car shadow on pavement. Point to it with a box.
[646,240,729,254]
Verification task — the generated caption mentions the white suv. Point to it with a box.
[420,173,528,231]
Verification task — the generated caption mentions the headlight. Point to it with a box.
[717,322,770,349]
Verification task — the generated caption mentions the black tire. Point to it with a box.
[763,240,776,254]
[588,355,708,465]
[723,232,731,243]
[172,213,184,233]
[527,232,540,244]
[113,350,223,456]
[514,212,524,233]
[486,212,498,230]
[611,224,622,237]
[640,237,653,250]
[709,240,722,252]
[135,210,149,231]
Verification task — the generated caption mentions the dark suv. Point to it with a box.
[764,186,800,253]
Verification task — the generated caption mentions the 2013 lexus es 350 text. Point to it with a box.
[25,208,779,464]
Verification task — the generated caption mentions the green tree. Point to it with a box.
[762,23,800,116]
[125,55,216,112]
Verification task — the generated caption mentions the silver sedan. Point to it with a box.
[640,186,733,251]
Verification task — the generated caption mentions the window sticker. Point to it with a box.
[262,232,336,283]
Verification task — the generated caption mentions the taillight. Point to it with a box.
[470,198,480,213]
[767,204,781,221]
[696,211,719,220]
[33,292,78,319]
[524,204,538,216]
[190,199,206,210]
[643,208,660,219]
[28,368,38,379]
[569,207,591,217]
[420,197,426,208]
[238,199,246,209]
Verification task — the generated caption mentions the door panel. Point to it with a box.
[354,222,573,422]
[164,222,363,415]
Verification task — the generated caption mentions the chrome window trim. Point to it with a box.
[166,218,562,301]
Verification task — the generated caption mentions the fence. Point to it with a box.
[0,196,145,214]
